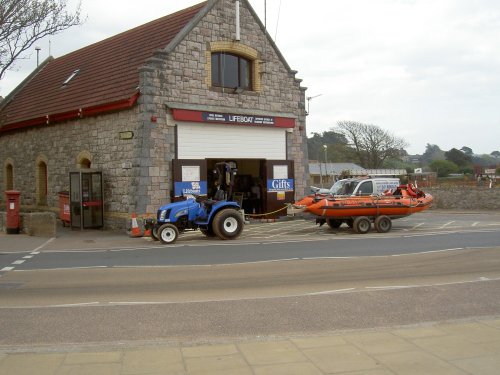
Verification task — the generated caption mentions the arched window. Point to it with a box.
[80,158,91,169]
[76,151,92,169]
[5,163,14,190]
[36,160,48,206]
[211,52,252,90]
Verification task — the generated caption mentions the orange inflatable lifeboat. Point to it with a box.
[293,184,433,234]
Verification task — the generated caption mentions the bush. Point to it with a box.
[429,160,459,177]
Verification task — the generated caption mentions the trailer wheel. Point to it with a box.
[374,215,392,233]
[158,223,179,244]
[326,219,342,229]
[353,216,371,234]
[212,209,244,240]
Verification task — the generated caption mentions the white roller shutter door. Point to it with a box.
[177,122,287,159]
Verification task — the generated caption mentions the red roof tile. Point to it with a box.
[0,2,207,131]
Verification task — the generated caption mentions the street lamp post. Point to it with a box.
[323,144,328,185]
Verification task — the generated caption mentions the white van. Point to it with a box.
[314,178,400,197]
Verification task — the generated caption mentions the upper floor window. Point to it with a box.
[211,52,251,90]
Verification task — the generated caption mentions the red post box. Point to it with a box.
[5,190,21,234]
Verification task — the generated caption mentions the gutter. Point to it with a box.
[0,91,140,134]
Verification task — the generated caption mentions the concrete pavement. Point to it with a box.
[0,318,500,374]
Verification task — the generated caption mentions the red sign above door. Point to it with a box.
[172,109,295,128]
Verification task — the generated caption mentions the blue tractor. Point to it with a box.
[150,162,244,244]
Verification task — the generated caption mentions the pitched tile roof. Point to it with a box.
[0,1,207,132]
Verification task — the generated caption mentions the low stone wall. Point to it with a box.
[425,187,500,210]
[0,211,57,237]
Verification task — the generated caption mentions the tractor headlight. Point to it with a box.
[159,210,167,221]
[175,208,188,218]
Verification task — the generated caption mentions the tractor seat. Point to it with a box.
[214,189,225,201]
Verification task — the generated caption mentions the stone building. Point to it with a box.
[0,0,308,229]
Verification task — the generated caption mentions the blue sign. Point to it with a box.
[267,179,294,192]
[174,181,207,196]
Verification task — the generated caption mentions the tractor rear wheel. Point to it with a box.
[212,209,244,240]
[158,223,179,244]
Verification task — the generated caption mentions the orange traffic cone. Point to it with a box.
[129,212,143,237]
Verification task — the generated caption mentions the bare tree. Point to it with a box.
[0,0,82,80]
[336,121,408,169]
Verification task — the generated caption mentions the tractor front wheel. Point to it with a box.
[158,223,179,244]
[212,209,244,240]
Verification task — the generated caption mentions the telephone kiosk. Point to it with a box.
[69,170,104,229]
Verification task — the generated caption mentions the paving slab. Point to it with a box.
[452,354,500,375]
[253,361,323,375]
[412,334,496,360]
[302,344,381,373]
[439,321,500,343]
[55,362,121,375]
[184,353,251,375]
[374,350,469,375]
[181,343,238,358]
[343,331,418,355]
[63,351,122,364]
[290,334,347,349]
[237,340,307,365]
[0,353,65,375]
[391,325,448,339]
[121,347,184,375]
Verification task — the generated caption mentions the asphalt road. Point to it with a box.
[0,211,499,346]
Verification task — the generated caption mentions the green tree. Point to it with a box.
[445,148,472,168]
[460,146,473,156]
[0,0,83,80]
[307,130,353,162]
[491,151,500,159]
[429,160,459,177]
[421,144,445,164]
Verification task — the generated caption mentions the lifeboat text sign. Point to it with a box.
[202,112,276,126]
[267,179,294,192]
[172,109,295,128]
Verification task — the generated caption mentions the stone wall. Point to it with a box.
[0,109,139,229]
[138,0,308,213]
[426,187,500,210]
[0,211,56,237]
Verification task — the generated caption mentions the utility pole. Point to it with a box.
[323,144,328,185]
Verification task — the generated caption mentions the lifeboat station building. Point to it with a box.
[0,0,308,229]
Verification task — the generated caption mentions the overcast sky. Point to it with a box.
[1,0,499,155]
